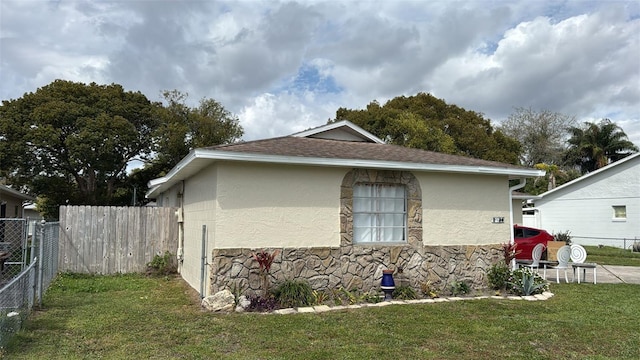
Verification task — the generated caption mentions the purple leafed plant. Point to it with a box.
[502,242,520,266]
[252,249,280,296]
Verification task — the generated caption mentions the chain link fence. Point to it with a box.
[0,220,59,348]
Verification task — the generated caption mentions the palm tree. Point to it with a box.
[565,119,638,173]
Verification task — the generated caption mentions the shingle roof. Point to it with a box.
[206,136,527,170]
[147,120,543,198]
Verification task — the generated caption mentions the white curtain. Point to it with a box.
[353,184,406,242]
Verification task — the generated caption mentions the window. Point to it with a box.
[353,184,407,243]
[612,205,626,220]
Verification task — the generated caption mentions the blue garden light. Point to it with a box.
[381,269,395,301]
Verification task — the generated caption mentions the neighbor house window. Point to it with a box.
[612,205,626,220]
[353,184,407,243]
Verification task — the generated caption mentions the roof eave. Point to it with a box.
[146,150,544,198]
[0,185,35,201]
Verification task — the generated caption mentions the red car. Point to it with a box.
[513,225,553,260]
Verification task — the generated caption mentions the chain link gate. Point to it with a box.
[0,219,29,286]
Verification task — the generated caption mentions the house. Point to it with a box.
[146,121,543,296]
[0,184,34,218]
[524,152,640,249]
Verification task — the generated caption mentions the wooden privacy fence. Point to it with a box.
[59,206,178,274]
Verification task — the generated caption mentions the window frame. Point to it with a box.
[352,183,408,244]
[612,205,627,221]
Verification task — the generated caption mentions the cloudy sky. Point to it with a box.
[1,0,639,147]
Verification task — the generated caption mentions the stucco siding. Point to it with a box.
[418,173,511,245]
[535,158,640,247]
[181,165,218,292]
[512,198,523,225]
[214,162,347,248]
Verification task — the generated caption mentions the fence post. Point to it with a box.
[31,256,38,311]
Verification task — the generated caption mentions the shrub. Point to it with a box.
[487,263,511,290]
[450,280,470,296]
[508,268,549,296]
[393,285,418,300]
[553,231,572,245]
[272,279,314,308]
[145,251,177,276]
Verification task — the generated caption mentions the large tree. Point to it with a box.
[0,80,244,218]
[565,119,638,174]
[0,80,158,212]
[332,93,521,164]
[500,107,575,166]
[151,90,243,175]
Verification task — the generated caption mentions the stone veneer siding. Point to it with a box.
[209,169,502,296]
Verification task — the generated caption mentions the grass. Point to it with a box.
[583,245,640,266]
[3,273,640,359]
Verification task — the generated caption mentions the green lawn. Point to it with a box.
[583,245,640,266]
[3,273,640,359]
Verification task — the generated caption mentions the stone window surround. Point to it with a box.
[340,168,422,248]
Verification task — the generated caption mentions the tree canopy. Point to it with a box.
[565,119,638,174]
[500,107,575,166]
[332,93,521,164]
[0,80,243,218]
[0,80,157,213]
[152,90,243,175]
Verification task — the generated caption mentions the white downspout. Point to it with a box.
[509,178,527,270]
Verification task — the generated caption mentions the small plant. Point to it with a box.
[252,249,280,296]
[449,280,470,296]
[272,279,314,308]
[553,231,572,245]
[501,242,521,266]
[360,291,383,304]
[245,294,280,312]
[419,280,439,298]
[312,290,328,305]
[229,281,245,307]
[340,287,359,305]
[487,263,511,291]
[145,251,177,276]
[508,268,549,296]
[393,285,417,300]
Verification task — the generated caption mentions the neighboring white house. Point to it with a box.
[525,153,640,249]
[146,121,543,297]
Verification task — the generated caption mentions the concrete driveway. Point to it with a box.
[543,265,640,284]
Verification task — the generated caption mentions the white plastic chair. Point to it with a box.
[549,245,571,283]
[523,243,545,272]
[570,244,597,284]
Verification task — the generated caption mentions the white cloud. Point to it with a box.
[1,0,638,146]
